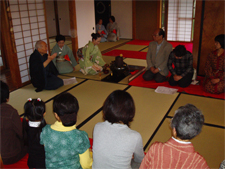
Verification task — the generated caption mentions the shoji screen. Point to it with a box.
[9,0,47,84]
[167,0,194,42]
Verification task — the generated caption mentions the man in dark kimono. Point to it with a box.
[29,40,63,92]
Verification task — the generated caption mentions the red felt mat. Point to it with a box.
[3,138,94,168]
[128,72,224,99]
[103,49,147,60]
[4,154,29,168]
[126,40,193,52]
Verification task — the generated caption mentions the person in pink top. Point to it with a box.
[140,104,210,169]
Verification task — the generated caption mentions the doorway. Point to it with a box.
[94,0,111,29]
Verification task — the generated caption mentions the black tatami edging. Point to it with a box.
[143,93,182,151]
[20,79,88,117]
[167,115,225,129]
[44,79,88,104]
[139,46,148,52]
[180,91,225,101]
[77,85,132,129]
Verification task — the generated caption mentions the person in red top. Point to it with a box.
[203,34,224,94]
[140,104,210,169]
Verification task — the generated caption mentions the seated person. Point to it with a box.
[96,18,108,42]
[143,28,172,83]
[167,45,194,88]
[79,33,106,75]
[106,16,120,42]
[30,41,77,92]
[40,92,93,169]
[29,40,64,92]
[203,34,224,94]
[140,104,209,169]
[93,90,145,169]
[51,34,77,74]
[0,81,27,164]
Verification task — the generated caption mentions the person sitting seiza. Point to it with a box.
[167,45,194,88]
[51,34,77,74]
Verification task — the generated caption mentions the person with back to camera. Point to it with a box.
[139,104,210,169]
[92,90,145,169]
[51,34,78,74]
[23,98,46,168]
[167,45,194,87]
[203,34,225,94]
[40,92,93,169]
[79,33,106,75]
[107,16,120,42]
[143,28,173,83]
[0,81,27,164]
[96,18,108,42]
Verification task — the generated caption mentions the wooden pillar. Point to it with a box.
[69,0,78,62]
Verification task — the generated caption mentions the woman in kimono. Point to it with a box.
[203,34,225,94]
[96,18,108,42]
[106,16,120,42]
[51,35,77,74]
[79,33,106,75]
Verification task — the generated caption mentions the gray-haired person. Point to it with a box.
[140,104,209,169]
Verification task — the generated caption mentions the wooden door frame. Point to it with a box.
[1,1,21,88]
[44,0,78,62]
[68,0,79,61]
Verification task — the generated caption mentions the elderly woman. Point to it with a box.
[79,33,106,75]
[106,16,120,42]
[51,35,77,74]
[203,34,225,94]
[96,18,108,42]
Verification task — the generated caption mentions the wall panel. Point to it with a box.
[198,1,224,75]
[9,0,48,84]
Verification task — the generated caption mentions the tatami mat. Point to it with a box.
[123,58,147,67]
[115,44,147,51]
[141,47,149,52]
[8,77,85,115]
[44,80,128,125]
[146,118,224,168]
[80,86,179,146]
[62,64,110,81]
[98,39,131,52]
[168,94,225,127]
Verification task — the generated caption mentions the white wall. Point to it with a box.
[76,0,96,48]
[111,0,132,39]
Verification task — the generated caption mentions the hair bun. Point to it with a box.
[91,33,95,37]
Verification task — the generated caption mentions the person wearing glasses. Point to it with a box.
[143,28,172,83]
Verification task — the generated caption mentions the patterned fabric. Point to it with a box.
[140,138,210,169]
[106,22,120,42]
[167,50,194,77]
[40,125,90,169]
[79,41,106,75]
[203,50,225,94]
[51,44,77,74]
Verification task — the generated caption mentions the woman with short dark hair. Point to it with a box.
[106,16,120,42]
[92,90,144,169]
[51,34,77,74]
[203,34,225,94]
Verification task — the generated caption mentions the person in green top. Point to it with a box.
[40,92,93,169]
[51,35,77,74]
[79,33,106,75]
